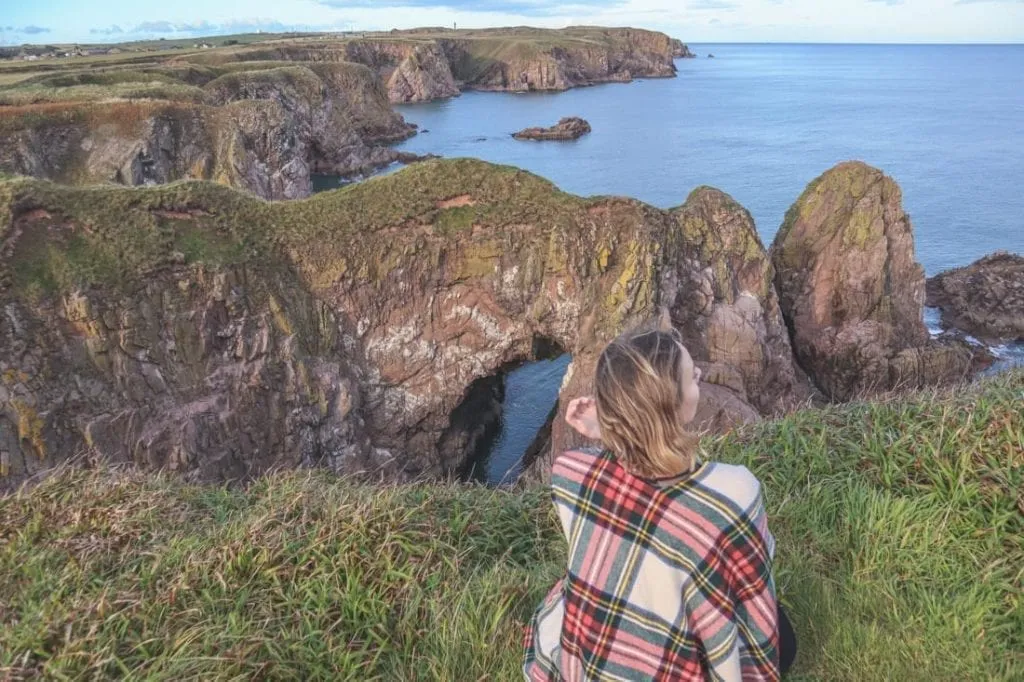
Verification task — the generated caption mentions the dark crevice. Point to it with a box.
[443,372,506,481]
[447,336,570,486]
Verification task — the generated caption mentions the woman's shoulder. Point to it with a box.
[696,462,763,510]
[553,446,603,470]
[551,447,605,484]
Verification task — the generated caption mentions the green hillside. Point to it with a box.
[1,371,1021,680]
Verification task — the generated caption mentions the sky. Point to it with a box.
[1,0,1022,45]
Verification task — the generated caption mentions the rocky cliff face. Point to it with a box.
[0,159,808,489]
[343,41,461,103]
[0,181,382,486]
[190,28,686,103]
[926,252,1024,344]
[440,28,678,95]
[668,188,812,417]
[671,39,697,59]
[0,63,416,200]
[1,159,993,490]
[770,162,983,401]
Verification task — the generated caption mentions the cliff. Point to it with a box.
[185,27,686,103]
[439,27,680,96]
[671,38,697,59]
[1,159,989,490]
[0,158,806,488]
[0,62,416,199]
[770,162,985,401]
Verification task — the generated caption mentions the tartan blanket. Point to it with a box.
[523,449,780,681]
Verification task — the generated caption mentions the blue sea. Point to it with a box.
[387,44,1024,482]
[395,44,1023,274]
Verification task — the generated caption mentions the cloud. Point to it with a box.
[867,0,904,5]
[90,25,124,35]
[113,18,335,38]
[133,21,177,33]
[955,0,1024,3]
[316,0,626,16]
[687,0,739,9]
[219,19,304,32]
[175,21,217,33]
[21,26,52,34]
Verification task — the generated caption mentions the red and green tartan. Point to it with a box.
[524,449,780,681]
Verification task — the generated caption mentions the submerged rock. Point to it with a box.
[771,161,985,401]
[926,252,1024,344]
[513,117,592,141]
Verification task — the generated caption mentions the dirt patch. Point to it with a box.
[435,195,475,209]
[21,208,52,222]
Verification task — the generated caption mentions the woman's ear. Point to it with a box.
[656,307,672,332]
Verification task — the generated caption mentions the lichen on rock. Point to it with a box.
[771,161,987,401]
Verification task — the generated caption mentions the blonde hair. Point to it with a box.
[594,319,700,478]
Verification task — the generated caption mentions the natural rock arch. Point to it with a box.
[0,160,808,488]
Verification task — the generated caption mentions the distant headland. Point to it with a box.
[0,27,693,199]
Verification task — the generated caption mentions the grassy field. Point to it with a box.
[1,371,1021,680]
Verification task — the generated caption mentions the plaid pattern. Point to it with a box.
[524,449,780,681]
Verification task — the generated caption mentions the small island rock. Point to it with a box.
[513,117,592,141]
[926,251,1024,344]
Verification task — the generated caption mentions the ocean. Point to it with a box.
[385,44,1024,483]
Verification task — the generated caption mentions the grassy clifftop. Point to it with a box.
[2,371,1020,680]
[0,160,575,300]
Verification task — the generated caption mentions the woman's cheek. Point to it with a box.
[683,383,700,422]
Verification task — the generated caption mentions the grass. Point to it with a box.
[1,371,1021,680]
[0,160,579,298]
[0,82,208,106]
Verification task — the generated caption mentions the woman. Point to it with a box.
[523,317,797,681]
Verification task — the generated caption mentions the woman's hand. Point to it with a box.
[565,397,602,440]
